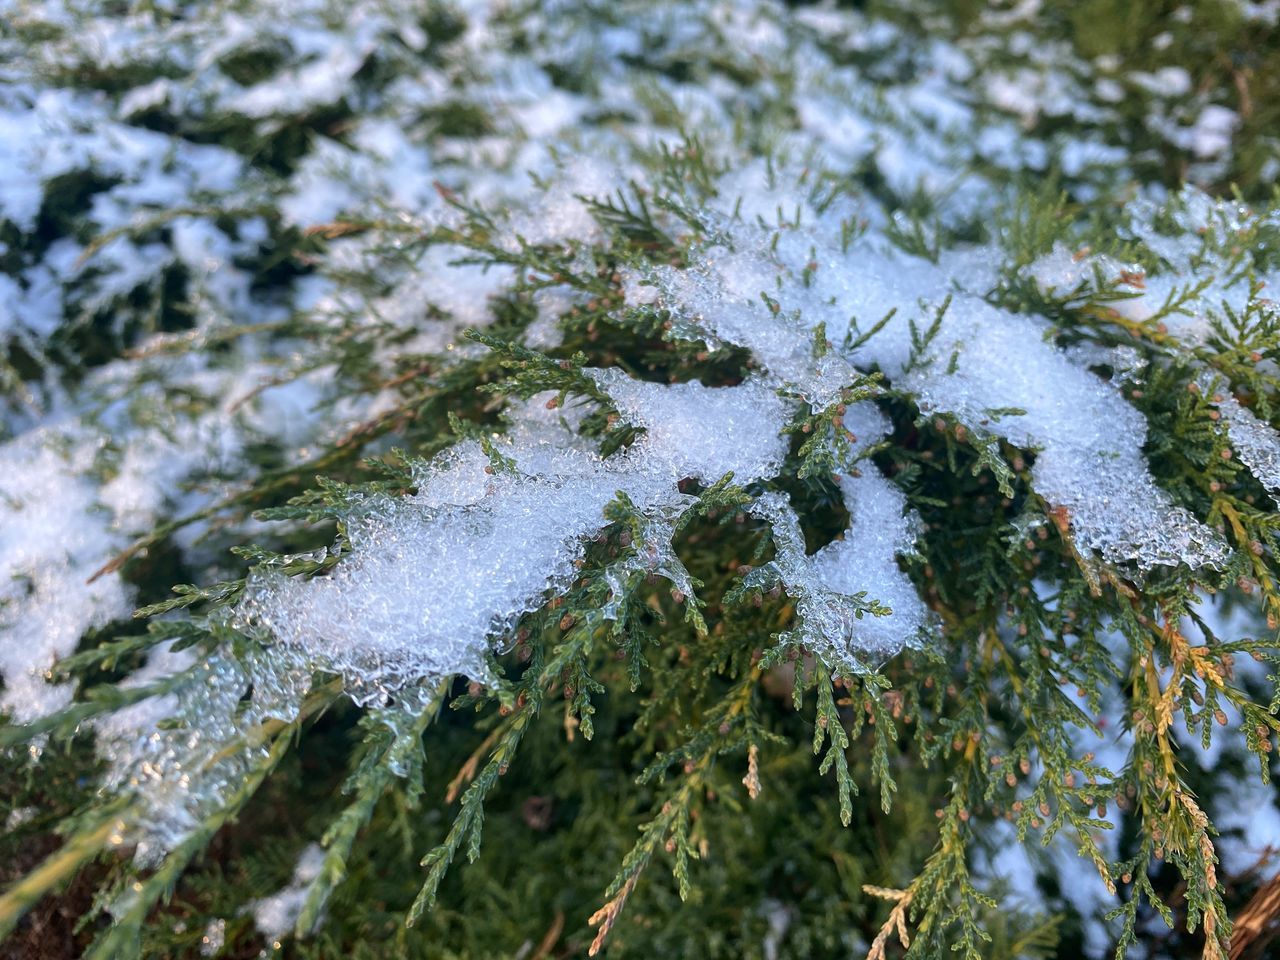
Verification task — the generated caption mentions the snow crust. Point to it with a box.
[642,170,1230,572]
[240,374,793,691]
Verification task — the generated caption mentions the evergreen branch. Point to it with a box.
[295,689,445,936]
[407,625,598,925]
[0,798,131,941]
[0,665,201,749]
[589,659,764,954]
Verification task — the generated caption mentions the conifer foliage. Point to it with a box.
[2,1,1280,957]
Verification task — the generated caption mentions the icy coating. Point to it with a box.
[238,360,932,692]
[239,374,794,691]
[1214,391,1280,504]
[1028,188,1280,349]
[1027,189,1280,512]
[94,641,313,863]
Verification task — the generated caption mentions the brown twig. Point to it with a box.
[1230,865,1280,960]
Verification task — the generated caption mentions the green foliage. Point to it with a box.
[4,2,1280,960]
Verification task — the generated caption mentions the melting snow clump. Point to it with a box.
[248,844,326,944]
